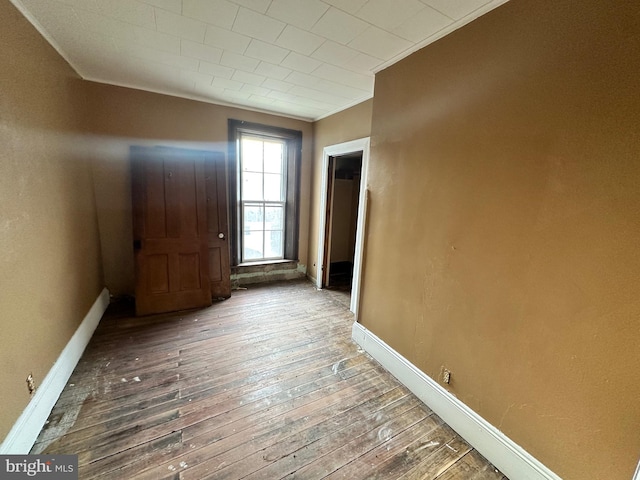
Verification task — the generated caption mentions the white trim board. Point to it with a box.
[316,137,370,318]
[633,458,640,480]
[352,322,563,480]
[0,288,110,454]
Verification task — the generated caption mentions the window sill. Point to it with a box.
[233,259,298,275]
[230,260,306,287]
[237,259,293,267]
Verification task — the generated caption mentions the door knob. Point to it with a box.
[218,233,225,239]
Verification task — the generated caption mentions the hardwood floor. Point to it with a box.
[33,280,507,479]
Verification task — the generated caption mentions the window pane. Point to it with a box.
[265,205,283,230]
[243,230,263,260]
[265,230,283,258]
[264,141,283,174]
[241,138,263,172]
[243,204,263,231]
[264,173,282,201]
[242,172,263,201]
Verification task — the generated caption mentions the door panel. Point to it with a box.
[205,152,232,299]
[132,146,212,316]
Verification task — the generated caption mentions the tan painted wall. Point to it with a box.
[307,100,372,282]
[85,83,313,296]
[329,179,356,264]
[360,1,640,479]
[0,1,103,440]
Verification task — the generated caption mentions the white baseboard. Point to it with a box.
[633,459,640,480]
[352,322,562,480]
[0,288,110,454]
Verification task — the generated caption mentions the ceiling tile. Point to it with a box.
[199,60,235,78]
[232,7,286,43]
[311,7,369,46]
[181,39,224,63]
[321,0,368,15]
[313,63,373,90]
[133,27,181,54]
[224,90,253,100]
[128,44,200,71]
[124,57,181,80]
[94,0,156,28]
[254,61,293,80]
[232,0,272,14]
[211,76,244,90]
[220,50,261,71]
[266,0,329,30]
[155,9,208,42]
[262,77,294,92]
[193,83,225,98]
[421,0,491,20]
[348,25,412,59]
[311,41,359,67]
[315,78,371,99]
[245,39,290,64]
[72,9,137,42]
[241,84,271,96]
[204,25,252,54]
[248,94,276,105]
[138,0,181,13]
[356,0,425,31]
[35,0,99,12]
[289,85,345,106]
[268,90,298,103]
[180,70,214,85]
[183,0,239,29]
[280,52,322,74]
[232,69,266,86]
[348,52,385,72]
[275,25,325,56]
[285,71,322,88]
[393,5,451,42]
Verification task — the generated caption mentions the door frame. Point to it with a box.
[316,137,370,318]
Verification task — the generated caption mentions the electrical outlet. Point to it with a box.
[26,374,36,395]
[442,368,451,385]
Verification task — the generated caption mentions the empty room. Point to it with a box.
[1,0,639,479]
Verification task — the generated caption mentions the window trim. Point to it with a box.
[228,119,302,266]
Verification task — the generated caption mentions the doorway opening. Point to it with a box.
[317,138,370,318]
[324,153,362,290]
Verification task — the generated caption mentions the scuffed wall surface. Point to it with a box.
[0,0,103,440]
[360,1,640,479]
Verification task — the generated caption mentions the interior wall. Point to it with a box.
[329,179,356,264]
[0,0,104,440]
[360,1,640,479]
[307,99,372,282]
[85,82,313,297]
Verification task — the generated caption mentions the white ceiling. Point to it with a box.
[12,0,508,121]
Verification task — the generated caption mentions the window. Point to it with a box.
[240,136,285,261]
[228,120,302,265]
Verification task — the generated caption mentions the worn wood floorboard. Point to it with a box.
[33,280,507,479]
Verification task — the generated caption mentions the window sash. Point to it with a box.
[241,201,285,261]
[239,134,287,263]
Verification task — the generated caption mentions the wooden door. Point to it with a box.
[205,152,231,299]
[132,146,212,316]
